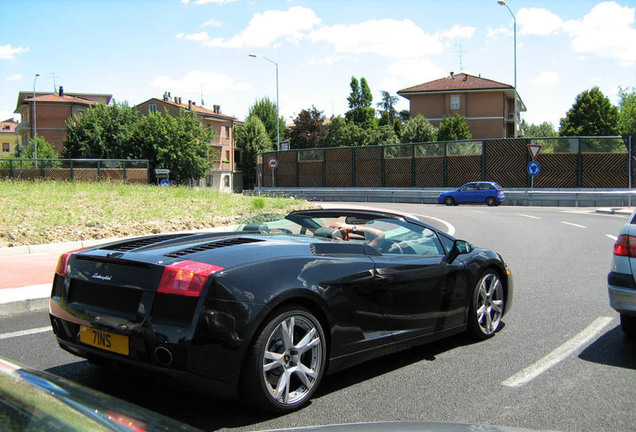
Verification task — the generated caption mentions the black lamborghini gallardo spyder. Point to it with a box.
[49,207,512,412]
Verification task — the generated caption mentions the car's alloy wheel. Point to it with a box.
[445,196,455,206]
[468,272,504,339]
[486,196,496,206]
[242,306,326,412]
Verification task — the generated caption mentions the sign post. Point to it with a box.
[267,157,278,187]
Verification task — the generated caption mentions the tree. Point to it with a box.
[236,116,273,186]
[437,114,472,141]
[289,106,327,149]
[520,120,558,137]
[618,87,636,135]
[401,114,437,143]
[15,136,58,159]
[345,76,376,129]
[131,110,214,184]
[376,90,399,125]
[248,97,286,148]
[63,102,139,159]
[369,125,400,146]
[559,87,619,137]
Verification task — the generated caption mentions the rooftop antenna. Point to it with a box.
[52,72,58,93]
[200,83,205,107]
[454,44,466,72]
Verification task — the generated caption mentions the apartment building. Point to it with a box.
[398,73,526,139]
[14,87,112,154]
[136,93,242,192]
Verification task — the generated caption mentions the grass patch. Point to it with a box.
[0,181,312,247]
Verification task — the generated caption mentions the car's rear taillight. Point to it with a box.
[497,190,503,195]
[157,260,224,297]
[55,248,88,276]
[614,234,636,257]
[105,409,147,432]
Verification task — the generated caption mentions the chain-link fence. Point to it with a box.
[258,137,628,188]
[0,159,149,183]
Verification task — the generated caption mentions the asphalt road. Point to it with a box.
[1,204,635,432]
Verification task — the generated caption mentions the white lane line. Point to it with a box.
[561,221,587,228]
[0,326,51,341]
[517,214,541,219]
[502,316,614,388]
[607,235,617,241]
[414,214,455,237]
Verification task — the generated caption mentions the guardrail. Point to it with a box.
[247,187,636,208]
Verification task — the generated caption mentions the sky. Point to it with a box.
[1,0,635,130]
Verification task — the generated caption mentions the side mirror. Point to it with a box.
[444,239,473,264]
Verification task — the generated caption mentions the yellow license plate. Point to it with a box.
[79,326,129,356]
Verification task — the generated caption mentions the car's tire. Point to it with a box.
[467,270,505,340]
[486,196,497,206]
[241,305,326,413]
[620,314,636,339]
[444,197,455,206]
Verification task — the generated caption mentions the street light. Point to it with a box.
[497,0,516,90]
[33,73,40,167]
[498,0,517,137]
[248,53,279,152]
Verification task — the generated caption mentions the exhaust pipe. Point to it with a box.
[154,346,174,367]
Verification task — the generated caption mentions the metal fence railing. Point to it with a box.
[0,159,150,183]
[257,137,630,189]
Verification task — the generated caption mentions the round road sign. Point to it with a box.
[528,161,541,176]
[268,157,279,169]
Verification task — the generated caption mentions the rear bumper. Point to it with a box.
[608,271,636,315]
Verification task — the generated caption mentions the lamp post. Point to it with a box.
[248,53,279,152]
[497,0,516,90]
[498,0,517,137]
[33,73,40,167]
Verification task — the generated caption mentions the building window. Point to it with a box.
[450,95,460,110]
[149,104,157,114]
[225,126,230,139]
[2,143,10,152]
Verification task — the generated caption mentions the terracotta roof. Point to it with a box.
[146,98,238,121]
[398,73,512,95]
[0,119,18,133]
[23,94,101,105]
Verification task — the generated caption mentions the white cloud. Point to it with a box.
[202,18,222,27]
[563,1,636,66]
[530,71,560,87]
[204,6,321,48]
[517,7,563,36]
[0,44,29,60]
[181,32,211,42]
[6,74,22,81]
[150,70,252,95]
[486,26,511,41]
[442,25,477,40]
[382,58,447,92]
[309,19,443,59]
[308,54,350,65]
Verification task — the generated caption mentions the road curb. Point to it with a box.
[0,298,49,317]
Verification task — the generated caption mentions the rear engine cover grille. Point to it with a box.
[68,279,142,317]
[164,237,264,258]
[103,234,195,252]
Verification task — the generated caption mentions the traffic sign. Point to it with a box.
[267,157,279,169]
[528,144,542,161]
[528,161,541,176]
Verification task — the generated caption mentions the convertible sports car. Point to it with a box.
[49,208,512,413]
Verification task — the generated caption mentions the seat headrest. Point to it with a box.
[242,223,269,233]
[314,227,344,240]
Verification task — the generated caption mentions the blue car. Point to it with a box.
[438,181,505,206]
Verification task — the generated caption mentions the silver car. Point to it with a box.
[608,209,636,338]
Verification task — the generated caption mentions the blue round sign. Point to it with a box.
[160,179,171,187]
[528,161,541,176]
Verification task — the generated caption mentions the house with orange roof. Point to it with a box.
[0,118,20,158]
[397,73,526,139]
[14,87,112,154]
[136,93,242,192]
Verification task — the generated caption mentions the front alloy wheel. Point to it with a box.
[468,271,504,339]
[242,306,326,412]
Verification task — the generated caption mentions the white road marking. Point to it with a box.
[607,235,618,241]
[502,316,614,388]
[561,221,587,228]
[414,214,456,236]
[0,326,51,341]
[517,214,541,219]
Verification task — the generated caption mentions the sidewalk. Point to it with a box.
[1,207,632,317]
